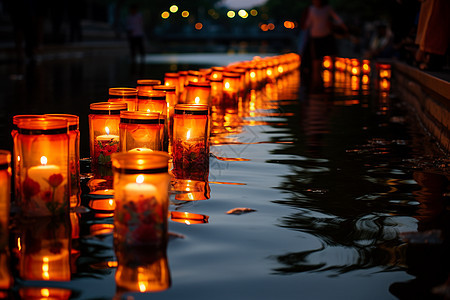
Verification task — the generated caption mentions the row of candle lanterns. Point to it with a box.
[0,53,301,294]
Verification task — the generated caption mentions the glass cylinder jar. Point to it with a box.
[119,111,161,152]
[45,114,80,209]
[137,90,167,151]
[164,72,180,97]
[210,66,225,81]
[184,81,211,106]
[153,85,177,147]
[15,117,69,216]
[136,79,161,93]
[109,87,138,111]
[89,102,127,166]
[222,72,240,109]
[172,104,209,181]
[0,150,11,247]
[112,152,171,247]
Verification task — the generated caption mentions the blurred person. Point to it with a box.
[126,4,145,62]
[415,0,450,70]
[364,22,395,59]
[303,0,347,92]
[304,0,347,60]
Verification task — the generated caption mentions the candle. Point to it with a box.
[112,152,171,247]
[94,127,120,165]
[128,147,153,153]
[15,116,69,216]
[89,102,126,167]
[173,104,209,181]
[119,111,161,152]
[109,87,138,111]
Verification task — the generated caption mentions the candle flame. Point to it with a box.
[147,109,150,112]
[165,82,170,86]
[105,126,110,135]
[186,129,191,140]
[194,96,200,104]
[136,175,144,184]
[139,282,147,292]
[224,82,230,89]
[40,156,47,165]
[185,220,191,225]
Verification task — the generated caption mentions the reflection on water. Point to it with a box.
[1,54,450,299]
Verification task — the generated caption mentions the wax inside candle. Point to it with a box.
[124,175,157,200]
[97,127,119,141]
[128,148,153,153]
[27,156,61,188]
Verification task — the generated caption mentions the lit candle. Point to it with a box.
[27,156,62,189]
[124,175,157,200]
[94,127,120,164]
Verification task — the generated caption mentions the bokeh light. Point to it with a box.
[161,11,170,19]
[238,10,248,18]
[250,9,258,16]
[227,11,236,18]
[195,22,203,30]
[182,10,189,18]
[170,5,178,13]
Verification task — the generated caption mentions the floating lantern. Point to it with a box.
[15,117,69,216]
[119,111,161,152]
[173,104,209,181]
[45,114,80,209]
[184,81,211,106]
[163,73,180,96]
[115,246,170,294]
[362,59,371,74]
[112,152,171,247]
[322,56,333,69]
[210,66,226,81]
[108,87,138,111]
[0,150,11,247]
[377,63,391,79]
[222,72,241,110]
[18,217,71,281]
[153,85,177,148]
[137,90,168,151]
[136,79,161,93]
[89,102,126,166]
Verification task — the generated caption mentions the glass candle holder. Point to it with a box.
[164,72,180,96]
[89,102,126,166]
[153,85,177,149]
[186,70,201,83]
[45,114,80,209]
[210,66,225,81]
[184,81,211,105]
[0,150,11,248]
[222,72,240,109]
[109,87,138,111]
[119,111,161,152]
[15,117,69,216]
[115,246,170,294]
[137,79,162,93]
[112,152,171,247]
[173,104,209,181]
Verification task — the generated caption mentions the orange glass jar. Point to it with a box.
[89,102,127,166]
[45,114,80,209]
[0,150,11,247]
[163,72,180,96]
[137,90,167,151]
[119,111,161,152]
[108,87,138,111]
[153,85,177,146]
[222,72,240,108]
[112,152,171,247]
[172,104,209,181]
[136,79,162,93]
[15,117,69,216]
[184,81,211,105]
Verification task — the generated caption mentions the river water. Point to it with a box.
[0,53,449,299]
